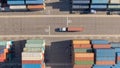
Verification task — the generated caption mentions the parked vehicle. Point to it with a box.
[55,27,84,32]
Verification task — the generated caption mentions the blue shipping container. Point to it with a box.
[96,57,115,61]
[93,65,112,68]
[22,64,41,68]
[7,0,25,5]
[91,40,109,44]
[26,0,44,4]
[95,49,115,57]
[91,5,107,9]
[92,0,109,4]
[111,42,120,48]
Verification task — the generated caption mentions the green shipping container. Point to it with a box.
[27,40,45,45]
[0,41,7,46]
[75,61,94,65]
[25,44,45,48]
[74,48,92,53]
[108,5,120,9]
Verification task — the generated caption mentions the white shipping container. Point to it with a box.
[10,5,27,10]
[22,52,43,57]
[22,57,43,60]
[110,0,120,4]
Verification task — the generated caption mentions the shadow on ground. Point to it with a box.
[46,0,70,12]
[45,40,73,68]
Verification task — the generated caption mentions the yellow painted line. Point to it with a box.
[0,15,119,18]
[0,35,119,37]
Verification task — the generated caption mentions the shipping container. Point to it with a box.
[7,1,25,5]
[26,0,44,4]
[96,57,115,61]
[110,0,120,4]
[95,61,115,65]
[22,60,42,64]
[73,65,92,68]
[72,0,90,4]
[92,0,109,4]
[75,61,94,65]
[73,44,92,48]
[22,64,42,68]
[75,57,94,61]
[91,40,109,44]
[95,49,115,57]
[26,39,45,45]
[93,44,111,48]
[72,39,90,45]
[74,48,93,53]
[75,53,94,57]
[23,47,44,53]
[110,42,120,48]
[27,5,45,10]
[10,5,27,10]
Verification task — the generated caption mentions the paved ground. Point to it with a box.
[0,15,120,68]
[0,16,120,35]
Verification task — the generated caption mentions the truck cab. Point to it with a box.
[57,27,67,32]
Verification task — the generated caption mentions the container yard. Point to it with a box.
[71,0,120,14]
[72,39,120,68]
[0,0,45,11]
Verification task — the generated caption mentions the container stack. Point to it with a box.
[72,0,90,10]
[2,0,45,11]
[8,0,27,11]
[0,41,13,62]
[108,0,120,10]
[91,40,111,49]
[22,39,45,68]
[91,0,109,10]
[72,39,94,68]
[95,49,115,65]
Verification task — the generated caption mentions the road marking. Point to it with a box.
[0,15,120,18]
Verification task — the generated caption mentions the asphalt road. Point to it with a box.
[0,16,120,35]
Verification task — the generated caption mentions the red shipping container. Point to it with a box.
[73,44,91,48]
[117,57,120,60]
[93,44,111,48]
[96,61,115,65]
[22,60,43,64]
[75,57,94,61]
[73,65,92,68]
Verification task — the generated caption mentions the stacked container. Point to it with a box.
[0,41,13,62]
[2,0,45,11]
[92,40,111,49]
[72,39,94,68]
[95,49,115,65]
[91,0,109,10]
[8,0,27,11]
[22,39,45,68]
[72,0,90,10]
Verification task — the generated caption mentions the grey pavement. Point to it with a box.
[0,17,120,35]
